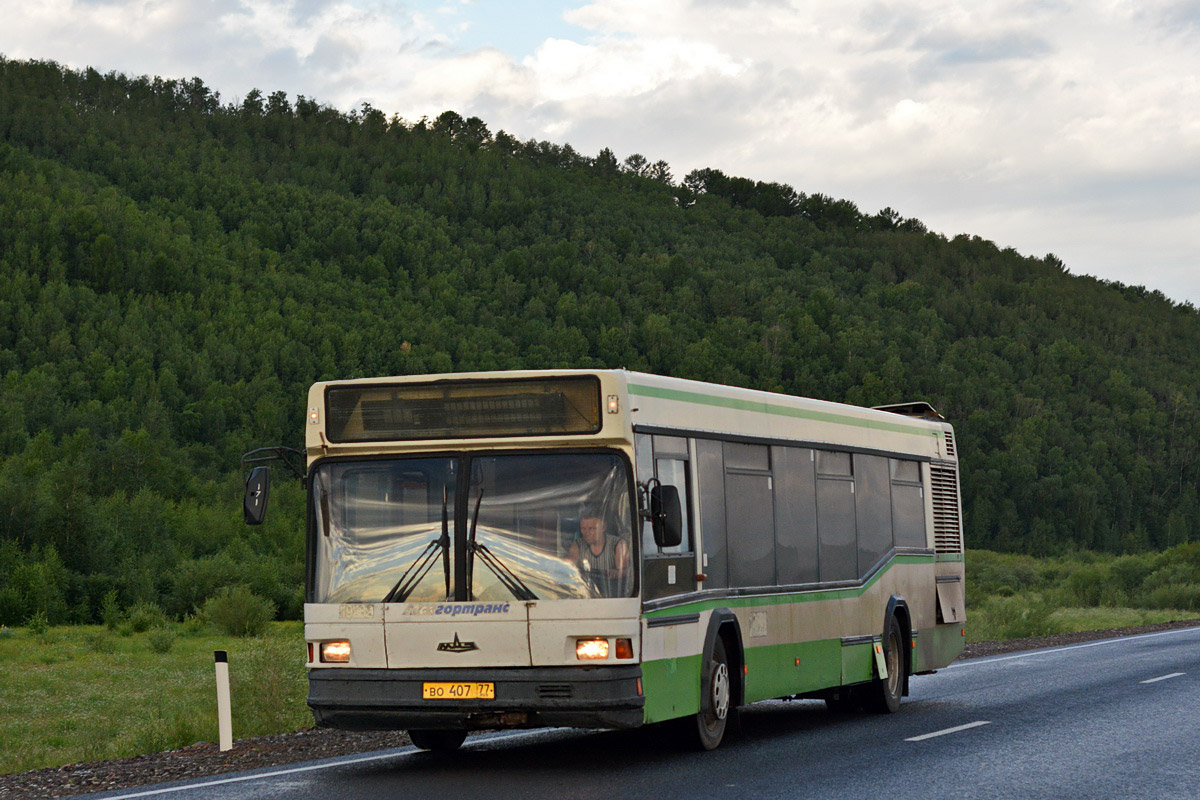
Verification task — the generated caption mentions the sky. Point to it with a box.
[3,0,1199,303]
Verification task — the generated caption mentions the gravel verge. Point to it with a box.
[5,617,1198,800]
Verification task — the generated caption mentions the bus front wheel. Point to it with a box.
[694,636,731,750]
[408,729,467,752]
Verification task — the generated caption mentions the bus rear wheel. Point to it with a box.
[408,729,467,752]
[694,637,731,750]
[863,616,904,714]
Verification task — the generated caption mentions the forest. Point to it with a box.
[3,56,1200,626]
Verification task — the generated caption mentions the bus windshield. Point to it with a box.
[311,452,635,603]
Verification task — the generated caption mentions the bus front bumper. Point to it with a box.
[308,665,645,731]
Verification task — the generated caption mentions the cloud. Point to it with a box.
[1,0,1197,300]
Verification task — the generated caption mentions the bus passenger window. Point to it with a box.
[653,458,691,554]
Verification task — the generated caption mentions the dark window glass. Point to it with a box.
[891,459,926,548]
[816,450,852,477]
[817,477,856,581]
[854,454,894,573]
[726,472,776,587]
[326,377,601,442]
[773,446,818,584]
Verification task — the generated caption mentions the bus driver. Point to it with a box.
[567,507,631,597]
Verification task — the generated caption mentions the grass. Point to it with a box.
[966,597,1192,642]
[966,543,1200,642]
[0,621,308,775]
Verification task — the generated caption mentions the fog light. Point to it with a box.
[576,638,609,660]
[320,641,351,663]
[615,637,634,659]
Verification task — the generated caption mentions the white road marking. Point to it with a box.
[92,730,542,799]
[905,720,992,742]
[1140,672,1186,684]
[947,626,1200,669]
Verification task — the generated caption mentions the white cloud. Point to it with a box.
[1,0,1198,301]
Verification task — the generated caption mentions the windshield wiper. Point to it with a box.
[382,486,451,604]
[464,489,538,601]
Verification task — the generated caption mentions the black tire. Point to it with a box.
[694,636,732,750]
[408,729,467,752]
[863,616,904,714]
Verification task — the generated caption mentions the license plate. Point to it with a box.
[422,682,495,700]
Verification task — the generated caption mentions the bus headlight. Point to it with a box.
[320,641,351,663]
[576,638,609,660]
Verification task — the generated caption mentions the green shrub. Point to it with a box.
[1142,562,1200,592]
[970,594,1061,641]
[201,586,276,637]
[1137,584,1200,612]
[966,550,1039,597]
[127,602,167,634]
[26,610,49,636]
[85,632,117,654]
[146,627,177,654]
[233,635,309,736]
[1108,554,1155,594]
[1063,564,1108,607]
[100,590,123,631]
[131,708,206,756]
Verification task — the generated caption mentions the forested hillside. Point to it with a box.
[2,57,1199,625]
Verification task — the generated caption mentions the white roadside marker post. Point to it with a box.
[215,650,233,752]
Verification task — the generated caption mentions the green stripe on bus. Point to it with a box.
[644,624,964,723]
[643,554,934,618]
[642,654,702,723]
[936,553,964,562]
[742,637,844,703]
[627,383,939,438]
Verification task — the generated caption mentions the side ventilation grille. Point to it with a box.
[930,464,963,553]
[944,431,956,458]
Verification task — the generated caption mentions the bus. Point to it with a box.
[243,370,965,751]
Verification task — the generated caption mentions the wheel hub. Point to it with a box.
[711,662,730,720]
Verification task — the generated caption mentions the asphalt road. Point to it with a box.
[77,627,1200,800]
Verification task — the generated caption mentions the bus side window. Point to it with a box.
[637,434,694,557]
[654,458,691,554]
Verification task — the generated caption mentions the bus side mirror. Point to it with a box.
[650,484,683,548]
[244,466,271,525]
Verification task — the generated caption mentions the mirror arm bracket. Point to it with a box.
[637,477,661,522]
[241,447,306,483]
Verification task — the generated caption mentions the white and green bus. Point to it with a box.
[244,370,965,751]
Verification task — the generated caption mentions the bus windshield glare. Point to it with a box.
[311,452,634,603]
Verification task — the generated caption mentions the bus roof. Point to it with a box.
[307,370,953,462]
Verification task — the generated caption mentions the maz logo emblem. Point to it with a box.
[437,633,478,653]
